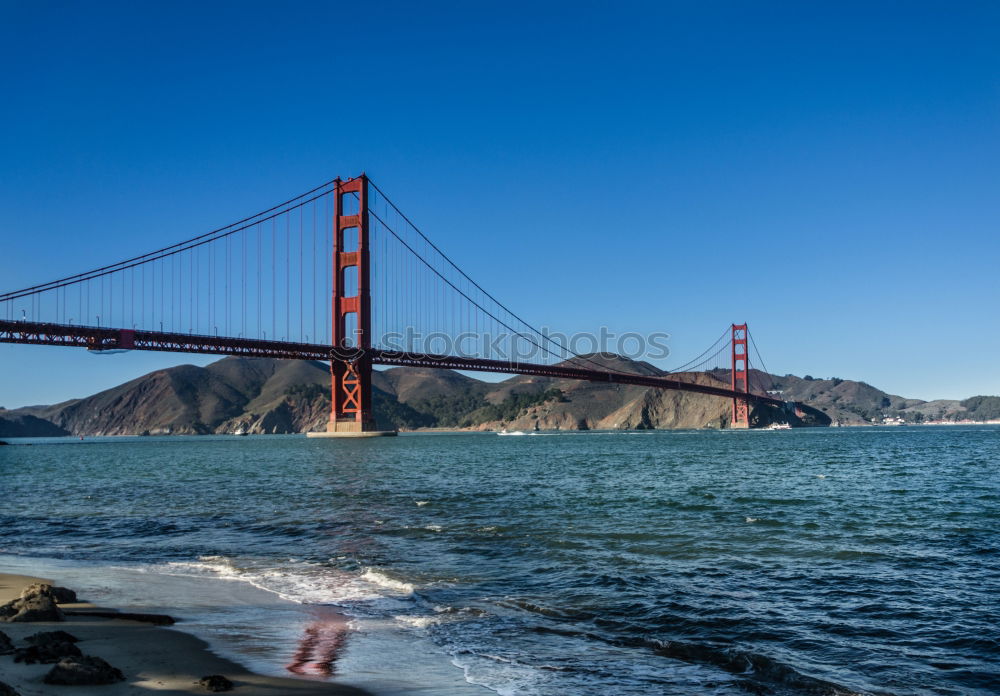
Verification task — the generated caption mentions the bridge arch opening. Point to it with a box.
[342,266,358,298]
[339,226,359,253]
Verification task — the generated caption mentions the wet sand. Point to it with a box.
[0,571,372,696]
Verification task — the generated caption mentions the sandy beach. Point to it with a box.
[0,572,372,696]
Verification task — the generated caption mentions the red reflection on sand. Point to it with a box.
[286,608,349,677]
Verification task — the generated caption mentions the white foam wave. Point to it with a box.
[450,651,545,696]
[394,614,439,629]
[359,568,416,595]
[151,557,418,610]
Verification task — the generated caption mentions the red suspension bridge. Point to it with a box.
[0,175,794,434]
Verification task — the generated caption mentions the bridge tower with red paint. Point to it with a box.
[323,175,387,436]
[731,323,750,429]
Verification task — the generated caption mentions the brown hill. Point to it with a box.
[0,410,69,437]
[2,355,887,437]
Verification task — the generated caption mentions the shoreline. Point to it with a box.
[5,422,1000,444]
[0,570,373,696]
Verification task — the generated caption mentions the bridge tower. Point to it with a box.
[730,323,750,429]
[321,175,391,437]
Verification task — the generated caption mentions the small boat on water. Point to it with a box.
[763,423,792,431]
[498,429,527,436]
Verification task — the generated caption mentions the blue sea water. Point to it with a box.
[0,427,997,695]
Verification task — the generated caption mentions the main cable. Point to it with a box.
[0,179,340,302]
[366,180,643,377]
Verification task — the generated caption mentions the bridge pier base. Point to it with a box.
[307,428,397,438]
[308,415,395,438]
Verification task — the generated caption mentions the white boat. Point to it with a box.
[762,423,792,430]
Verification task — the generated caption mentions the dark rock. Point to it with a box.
[0,629,13,655]
[0,441,9,446]
[24,629,79,645]
[62,609,175,625]
[14,640,82,664]
[0,586,64,623]
[49,586,78,604]
[43,655,125,685]
[0,680,21,696]
[199,675,234,692]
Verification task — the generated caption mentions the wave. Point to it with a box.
[648,639,875,696]
[152,556,418,609]
[358,568,416,595]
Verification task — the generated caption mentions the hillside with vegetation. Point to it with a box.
[2,357,994,436]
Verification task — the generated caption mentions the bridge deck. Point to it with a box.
[0,320,785,407]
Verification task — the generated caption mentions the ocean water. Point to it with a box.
[0,427,997,695]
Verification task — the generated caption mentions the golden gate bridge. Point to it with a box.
[0,175,793,434]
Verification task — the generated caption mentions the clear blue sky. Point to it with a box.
[1,1,998,407]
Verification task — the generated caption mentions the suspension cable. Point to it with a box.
[367,179,642,376]
[0,179,340,302]
[663,326,730,374]
[0,186,338,303]
[748,330,777,393]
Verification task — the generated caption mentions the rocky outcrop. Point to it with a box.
[0,584,64,623]
[44,655,125,685]
[199,674,235,692]
[16,630,81,664]
[49,587,77,604]
[25,630,79,645]
[14,640,82,664]
[18,584,76,605]
[0,630,13,655]
[216,393,329,435]
[0,681,21,696]
[61,610,174,625]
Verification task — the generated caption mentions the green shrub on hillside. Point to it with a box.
[406,393,490,427]
[959,395,1000,421]
[465,388,565,426]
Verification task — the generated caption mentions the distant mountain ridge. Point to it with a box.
[0,356,993,437]
[707,370,992,425]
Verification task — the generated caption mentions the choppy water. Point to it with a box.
[1,427,998,695]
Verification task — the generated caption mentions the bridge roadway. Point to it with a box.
[0,320,786,407]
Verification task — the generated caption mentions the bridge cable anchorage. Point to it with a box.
[364,181,642,378]
[0,179,340,303]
